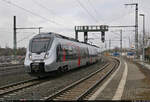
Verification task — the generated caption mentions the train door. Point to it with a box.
[56,44,62,62]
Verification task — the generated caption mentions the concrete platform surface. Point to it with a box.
[88,58,150,100]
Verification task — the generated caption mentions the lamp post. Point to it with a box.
[125,3,138,58]
[139,14,145,62]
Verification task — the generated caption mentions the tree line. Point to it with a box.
[0,47,26,56]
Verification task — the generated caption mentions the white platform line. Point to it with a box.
[112,61,128,100]
[88,60,122,100]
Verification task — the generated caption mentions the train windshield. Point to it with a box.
[30,38,52,53]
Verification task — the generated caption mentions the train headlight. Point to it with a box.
[44,52,49,59]
[29,53,32,60]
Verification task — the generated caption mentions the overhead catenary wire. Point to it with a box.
[76,0,104,44]
[108,11,134,25]
[17,32,36,43]
[87,0,106,24]
[31,0,56,16]
[2,0,75,45]
[1,0,63,26]
[75,0,134,45]
[76,0,98,23]
[31,0,68,23]
[87,0,99,17]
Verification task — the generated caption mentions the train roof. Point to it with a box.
[33,32,99,48]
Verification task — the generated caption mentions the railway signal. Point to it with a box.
[75,25,108,43]
[101,31,105,43]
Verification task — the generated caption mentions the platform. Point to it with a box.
[88,58,150,100]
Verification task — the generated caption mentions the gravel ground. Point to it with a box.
[0,65,24,71]
[0,64,23,67]
[3,59,107,100]
[0,67,35,87]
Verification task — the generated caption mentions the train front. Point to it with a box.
[24,34,56,77]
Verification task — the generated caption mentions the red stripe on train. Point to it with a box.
[90,57,92,63]
[78,46,80,66]
[78,56,80,66]
[63,48,66,62]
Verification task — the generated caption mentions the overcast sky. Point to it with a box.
[0,0,150,50]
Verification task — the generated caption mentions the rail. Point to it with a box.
[44,58,120,100]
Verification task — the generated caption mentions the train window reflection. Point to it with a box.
[30,38,51,53]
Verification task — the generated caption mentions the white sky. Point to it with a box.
[0,0,150,50]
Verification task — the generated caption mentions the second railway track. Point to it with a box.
[44,58,120,100]
[0,78,44,97]
[0,65,24,72]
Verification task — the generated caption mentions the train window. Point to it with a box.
[83,48,87,58]
[66,45,73,60]
[30,37,53,53]
[56,44,62,62]
[86,48,89,57]
[72,46,78,59]
[69,46,74,59]
[60,44,68,61]
[56,44,81,61]
[79,47,87,58]
[80,48,83,58]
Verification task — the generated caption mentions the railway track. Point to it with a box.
[0,64,23,67]
[44,58,120,100]
[0,58,118,100]
[0,65,24,71]
[0,78,43,97]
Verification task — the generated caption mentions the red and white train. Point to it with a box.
[24,32,100,77]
